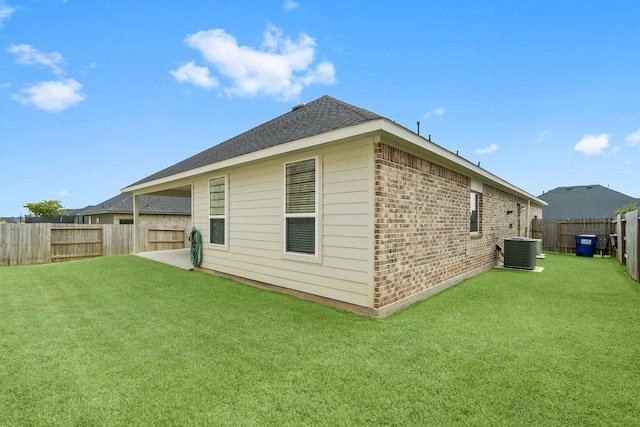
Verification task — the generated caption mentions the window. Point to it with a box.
[470,192,480,233]
[209,177,226,245]
[285,158,316,255]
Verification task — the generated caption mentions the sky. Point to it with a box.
[1,0,639,217]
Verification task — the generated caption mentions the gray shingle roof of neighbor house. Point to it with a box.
[80,193,191,216]
[537,185,640,219]
[129,95,382,187]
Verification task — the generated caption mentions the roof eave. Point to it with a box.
[378,120,548,206]
[122,118,546,206]
[121,119,387,194]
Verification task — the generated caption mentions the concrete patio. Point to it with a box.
[134,248,193,270]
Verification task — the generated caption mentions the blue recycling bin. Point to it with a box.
[575,234,597,257]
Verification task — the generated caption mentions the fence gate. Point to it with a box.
[147,228,186,251]
[51,227,103,262]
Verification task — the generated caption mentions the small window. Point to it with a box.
[285,158,316,255]
[209,177,226,245]
[119,218,134,225]
[470,192,480,233]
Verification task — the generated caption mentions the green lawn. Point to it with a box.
[1,253,638,426]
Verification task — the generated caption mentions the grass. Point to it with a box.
[0,253,639,426]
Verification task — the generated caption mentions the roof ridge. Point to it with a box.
[125,95,383,188]
[320,95,381,120]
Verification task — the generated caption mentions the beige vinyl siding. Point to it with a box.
[192,176,210,237]
[322,145,371,277]
[194,138,374,307]
[231,162,282,257]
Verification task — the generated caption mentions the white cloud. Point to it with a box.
[284,0,299,10]
[8,44,65,75]
[11,79,86,112]
[625,128,640,146]
[0,4,15,27]
[299,60,335,86]
[170,61,218,89]
[424,107,444,119]
[574,133,611,155]
[534,129,551,143]
[178,24,336,100]
[474,143,498,154]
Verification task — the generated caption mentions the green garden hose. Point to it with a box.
[189,229,203,267]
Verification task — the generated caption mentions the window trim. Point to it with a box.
[283,156,321,261]
[209,175,228,248]
[470,191,481,235]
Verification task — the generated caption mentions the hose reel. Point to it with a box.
[189,228,203,267]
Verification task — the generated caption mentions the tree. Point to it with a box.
[615,202,639,216]
[23,200,67,217]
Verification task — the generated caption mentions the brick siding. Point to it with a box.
[374,143,540,309]
[112,214,191,228]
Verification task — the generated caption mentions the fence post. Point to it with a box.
[133,194,140,253]
[625,210,639,281]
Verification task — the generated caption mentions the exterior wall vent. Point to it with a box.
[504,237,537,270]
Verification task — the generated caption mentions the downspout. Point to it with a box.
[133,194,140,253]
[527,199,531,238]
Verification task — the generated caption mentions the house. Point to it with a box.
[24,208,86,224]
[79,193,191,227]
[538,185,640,219]
[122,95,545,317]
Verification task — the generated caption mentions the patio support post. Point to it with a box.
[133,193,140,253]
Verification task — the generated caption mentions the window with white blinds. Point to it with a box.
[209,177,226,245]
[285,158,316,255]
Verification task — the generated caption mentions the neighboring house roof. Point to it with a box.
[64,208,85,216]
[0,217,18,224]
[123,95,545,206]
[80,193,191,216]
[538,185,640,218]
[130,95,382,187]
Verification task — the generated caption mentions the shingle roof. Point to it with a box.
[538,185,640,218]
[80,194,191,215]
[129,95,382,186]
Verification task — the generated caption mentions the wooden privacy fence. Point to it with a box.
[51,227,103,262]
[532,215,639,282]
[0,224,190,266]
[615,211,640,282]
[147,228,187,251]
[531,218,615,255]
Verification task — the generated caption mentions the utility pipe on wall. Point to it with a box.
[527,199,531,238]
